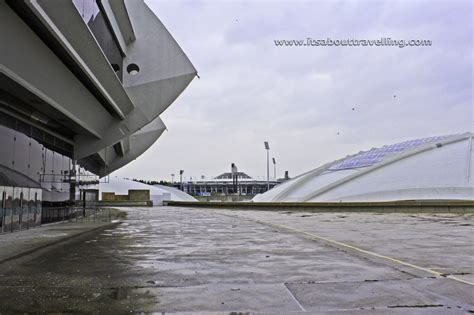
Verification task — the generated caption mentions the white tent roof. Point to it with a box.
[99,177,196,203]
[254,132,474,202]
[152,184,197,202]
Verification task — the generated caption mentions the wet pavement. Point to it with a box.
[0,209,120,264]
[0,206,472,313]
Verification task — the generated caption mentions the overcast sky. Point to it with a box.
[114,0,472,182]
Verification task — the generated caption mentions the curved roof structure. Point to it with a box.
[254,132,474,202]
[1,0,196,177]
[152,184,198,202]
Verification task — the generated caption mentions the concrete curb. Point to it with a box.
[163,200,474,213]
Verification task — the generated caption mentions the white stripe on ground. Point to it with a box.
[216,211,474,287]
[283,283,306,312]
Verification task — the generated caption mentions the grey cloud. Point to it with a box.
[114,0,472,181]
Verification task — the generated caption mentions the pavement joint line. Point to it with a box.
[256,219,474,287]
[284,276,427,285]
[215,211,474,287]
[282,283,306,312]
[444,275,474,286]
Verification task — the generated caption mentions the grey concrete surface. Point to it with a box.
[0,206,472,313]
[214,210,474,278]
[0,214,119,264]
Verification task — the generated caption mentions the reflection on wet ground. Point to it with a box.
[0,207,472,313]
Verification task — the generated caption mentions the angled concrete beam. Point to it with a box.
[30,0,135,117]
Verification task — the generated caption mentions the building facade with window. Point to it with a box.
[179,172,281,200]
[0,0,196,232]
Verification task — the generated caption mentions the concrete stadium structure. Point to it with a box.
[0,0,196,231]
[254,132,474,202]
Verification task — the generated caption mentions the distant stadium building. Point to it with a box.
[254,133,473,202]
[181,171,281,201]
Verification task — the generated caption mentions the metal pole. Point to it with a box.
[272,157,276,179]
[266,149,269,191]
[82,190,86,218]
[264,141,270,191]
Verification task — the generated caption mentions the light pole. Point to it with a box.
[179,170,184,191]
[272,157,276,179]
[264,141,270,191]
[231,163,238,195]
[171,173,175,184]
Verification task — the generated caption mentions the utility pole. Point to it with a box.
[231,163,238,194]
[272,157,276,180]
[69,160,77,204]
[264,141,270,191]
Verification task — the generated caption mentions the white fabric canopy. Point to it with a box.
[99,177,196,204]
[254,132,473,202]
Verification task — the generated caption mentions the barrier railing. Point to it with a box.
[41,207,113,224]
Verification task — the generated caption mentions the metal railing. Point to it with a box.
[41,206,113,224]
[0,206,115,234]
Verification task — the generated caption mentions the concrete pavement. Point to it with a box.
[0,210,122,265]
[0,206,471,313]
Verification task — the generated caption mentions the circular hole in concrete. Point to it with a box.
[127,63,140,76]
[111,64,120,72]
